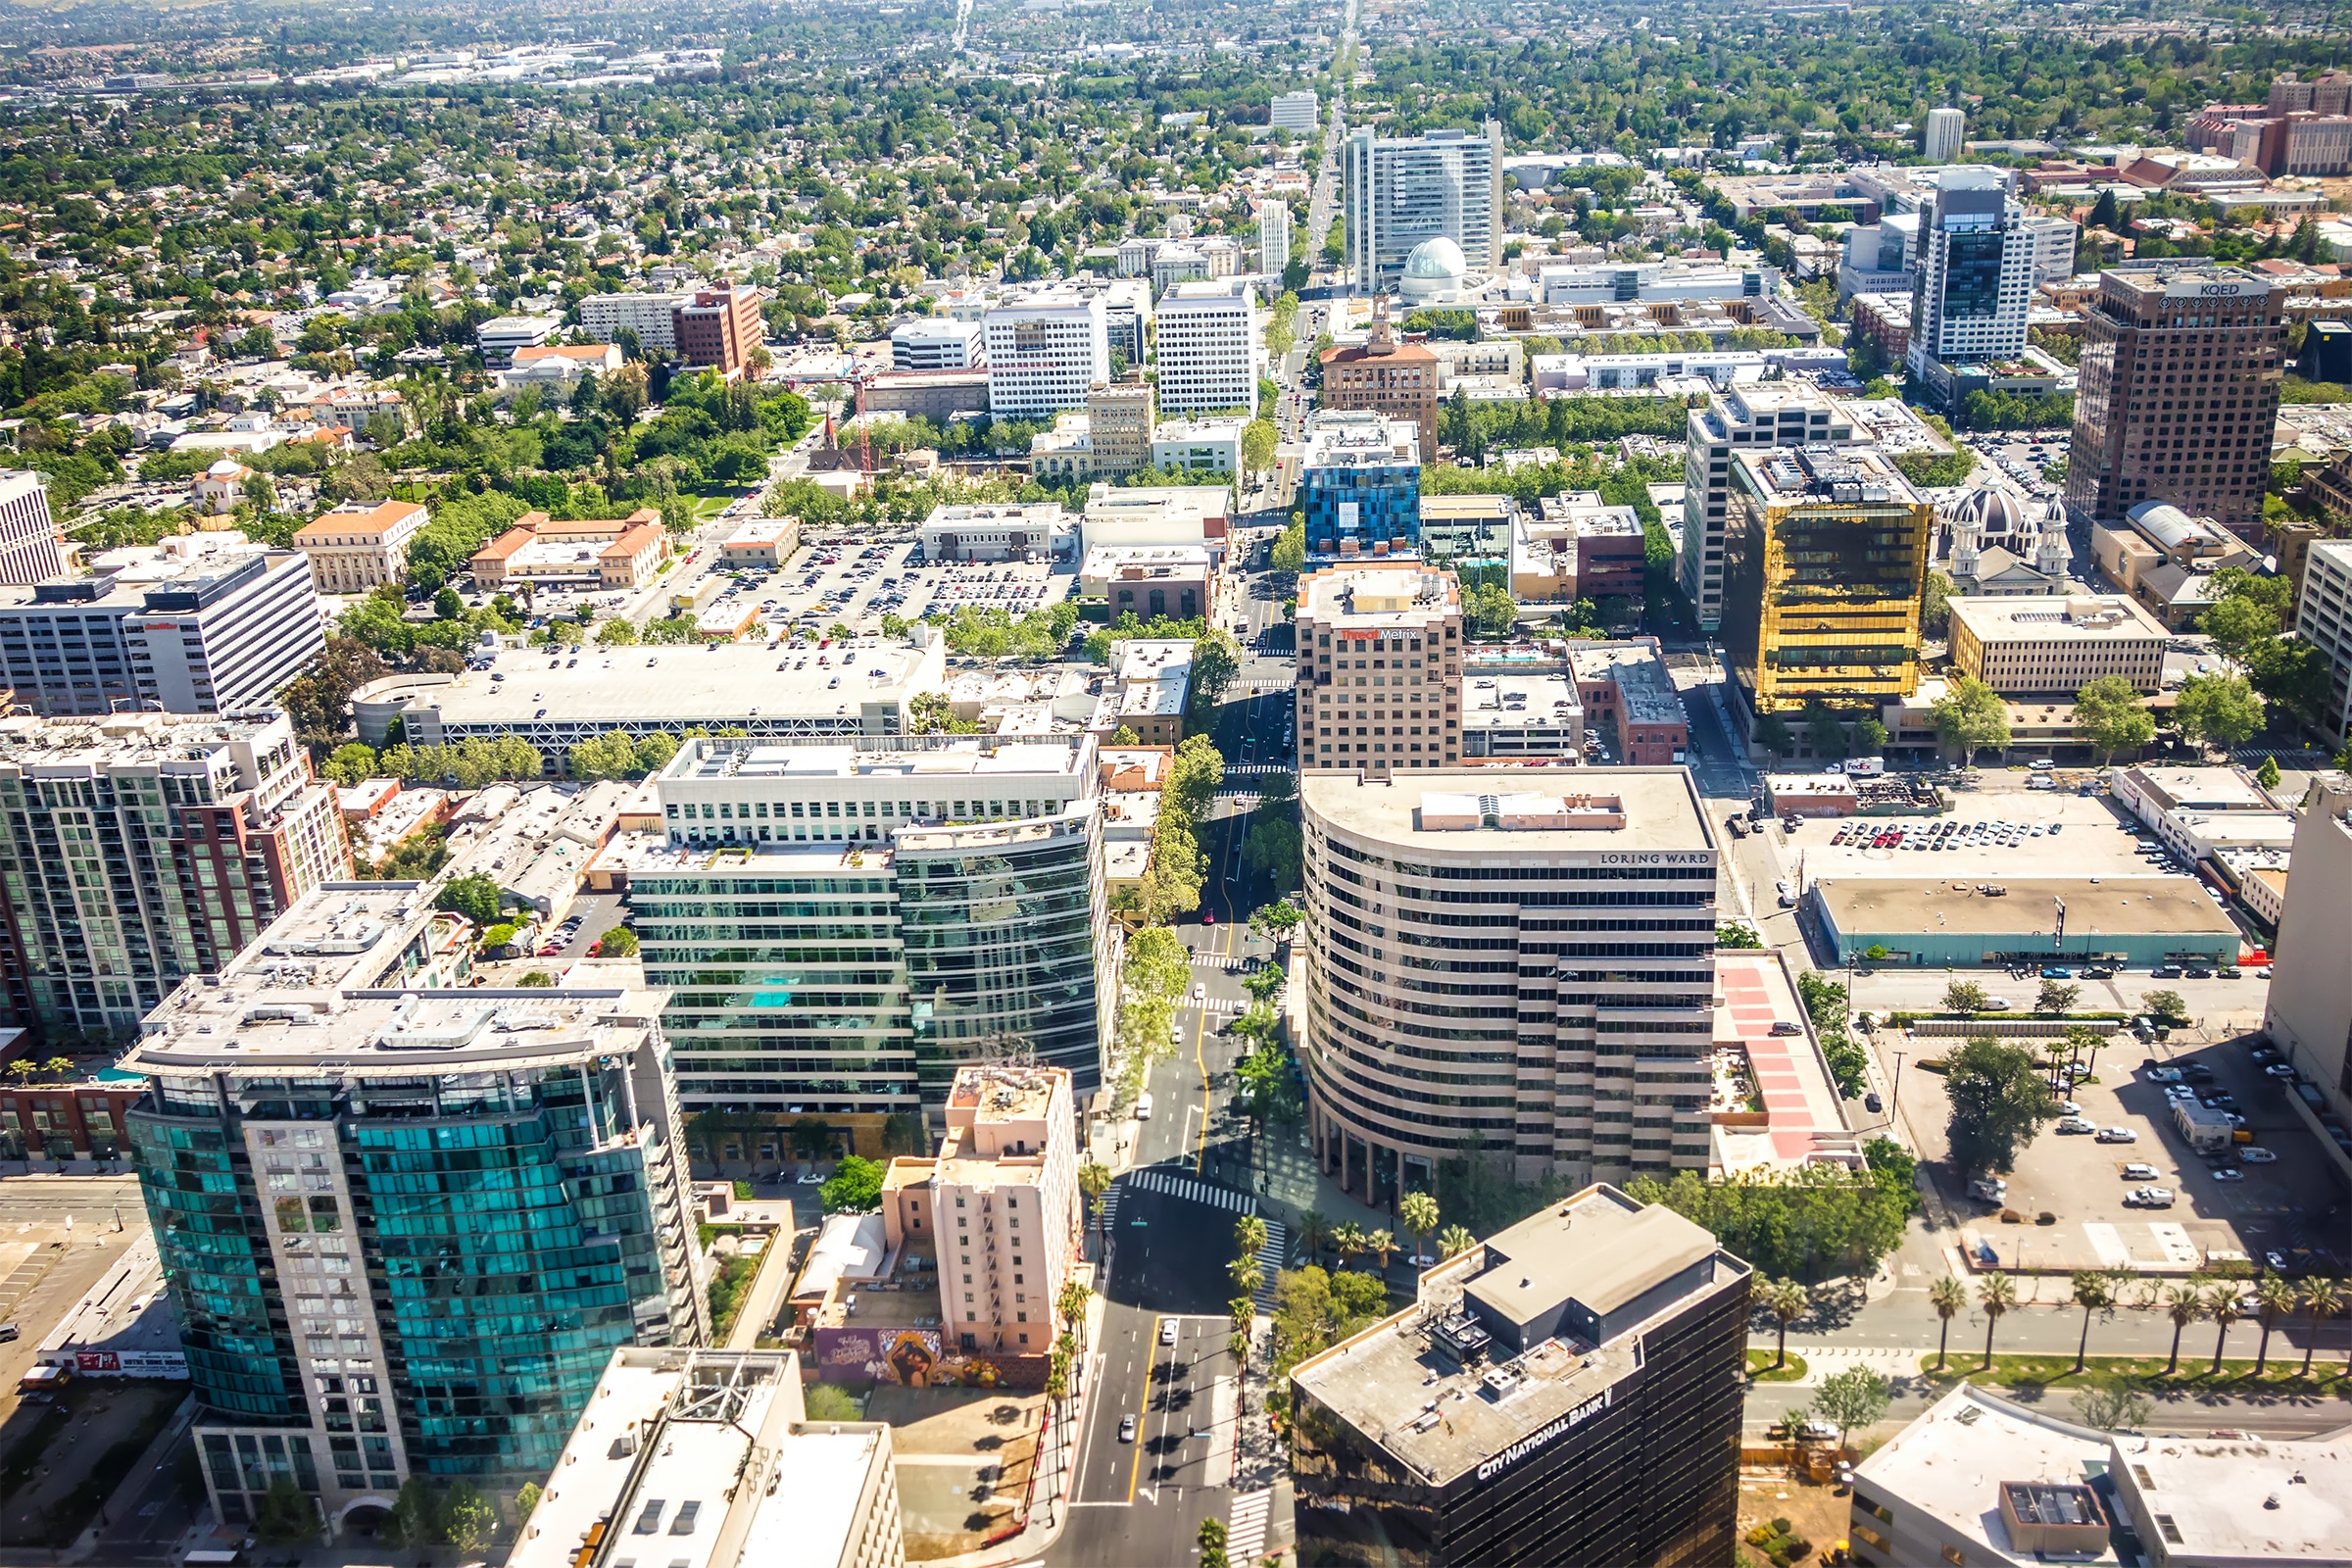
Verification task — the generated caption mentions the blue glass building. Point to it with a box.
[1300,411,1423,557]
[123,885,703,1538]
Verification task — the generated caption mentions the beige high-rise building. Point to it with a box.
[2263,778,2352,1142]
[1295,563,1462,778]
[1086,379,1156,478]
[883,1064,1079,1367]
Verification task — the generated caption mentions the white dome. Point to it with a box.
[1402,237,1467,279]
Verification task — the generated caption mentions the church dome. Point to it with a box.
[1948,486,2026,540]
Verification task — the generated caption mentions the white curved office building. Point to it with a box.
[1300,768,1722,1204]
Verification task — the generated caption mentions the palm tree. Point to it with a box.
[1930,1276,1968,1370]
[1234,1213,1269,1267]
[1228,1255,1263,1298]
[2161,1284,2206,1376]
[1438,1224,1478,1261]
[2301,1277,2344,1379]
[2209,1287,2244,1376]
[1078,1159,1112,1240]
[1058,1280,1092,1357]
[1298,1208,1330,1264]
[2069,1270,2113,1375]
[2253,1276,2298,1378]
[1365,1228,1396,1272]
[1398,1191,1441,1266]
[1332,1221,1366,1272]
[1765,1277,1811,1369]
[1978,1274,2019,1368]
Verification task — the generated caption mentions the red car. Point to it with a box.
[1202,911,1216,926]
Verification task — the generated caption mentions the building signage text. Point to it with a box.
[1475,1385,1614,1483]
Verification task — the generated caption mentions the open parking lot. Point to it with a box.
[1943,1029,2346,1276]
[702,539,1072,640]
[1966,427,2070,496]
[1788,787,2195,882]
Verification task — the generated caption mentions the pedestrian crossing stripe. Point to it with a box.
[1250,1218,1288,1312]
[1122,1165,1258,1215]
[1228,1489,1273,1565]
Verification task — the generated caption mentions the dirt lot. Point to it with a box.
[1,1377,186,1549]
[866,1385,1046,1561]
[1738,1470,1852,1567]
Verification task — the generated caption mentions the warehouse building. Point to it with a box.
[1809,875,2241,968]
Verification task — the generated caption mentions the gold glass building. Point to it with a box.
[1721,446,1933,717]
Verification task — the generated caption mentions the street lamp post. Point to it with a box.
[1888,1049,1907,1127]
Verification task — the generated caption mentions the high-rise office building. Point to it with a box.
[1681,384,1863,632]
[1905,169,2036,407]
[1298,410,1422,558]
[1152,280,1263,416]
[1298,767,1719,1200]
[1922,107,1967,163]
[1343,122,1503,291]
[1721,446,1933,724]
[2020,213,2080,287]
[577,291,690,356]
[984,292,1112,417]
[1257,199,1292,282]
[0,710,349,1037]
[1271,89,1320,134]
[2066,263,2287,539]
[0,538,324,716]
[1080,378,1157,479]
[890,318,986,370]
[125,883,705,1537]
[2294,538,2352,747]
[881,1064,1079,1368]
[674,285,766,377]
[2262,775,2352,1134]
[1295,563,1461,779]
[1318,297,1441,464]
[1289,1186,1751,1567]
[618,736,1113,1135]
[515,1348,907,1568]
[0,469,63,586]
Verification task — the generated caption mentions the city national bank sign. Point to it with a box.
[1475,1385,1616,1485]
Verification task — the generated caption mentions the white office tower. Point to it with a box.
[1905,168,2034,402]
[2020,213,2080,286]
[1923,107,1967,163]
[1153,281,1264,416]
[1258,200,1293,282]
[983,291,1111,418]
[890,317,986,370]
[1343,122,1503,292]
[1272,89,1320,134]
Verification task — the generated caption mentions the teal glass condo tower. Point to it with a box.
[122,884,704,1539]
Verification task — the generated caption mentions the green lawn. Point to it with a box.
[1917,1349,2352,1399]
[1746,1348,1808,1383]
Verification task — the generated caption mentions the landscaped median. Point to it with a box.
[1915,1350,2352,1401]
[1744,1348,1808,1383]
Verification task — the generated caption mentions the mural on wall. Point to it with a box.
[810,1325,1019,1388]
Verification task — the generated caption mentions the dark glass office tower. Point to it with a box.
[1289,1185,1751,1568]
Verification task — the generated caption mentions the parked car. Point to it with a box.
[2240,1147,2279,1164]
[2096,1126,2138,1144]
[2126,1186,2176,1208]
[2057,1116,2096,1134]
[1863,1093,1883,1113]
[2122,1162,2160,1180]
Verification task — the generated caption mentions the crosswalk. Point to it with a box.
[1124,1165,1259,1213]
[1190,996,1245,1017]
[1228,1489,1273,1564]
[1250,1217,1289,1311]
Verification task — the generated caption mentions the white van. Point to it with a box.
[2029,759,2056,771]
[1136,1094,1153,1120]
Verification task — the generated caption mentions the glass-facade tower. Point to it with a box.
[125,972,703,1538]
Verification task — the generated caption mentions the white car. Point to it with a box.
[2144,1067,2183,1084]
[2095,1126,2138,1143]
[2127,1186,2176,1207]
[2121,1162,2160,1180]
[2058,1101,2082,1116]
[1160,1319,1179,1346]
[2056,1116,2095,1134]
[2239,1147,2278,1164]
[1193,982,1206,1004]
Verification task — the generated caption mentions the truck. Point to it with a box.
[1838,757,1886,777]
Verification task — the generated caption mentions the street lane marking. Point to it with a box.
[1195,1002,1211,1174]
[1230,1490,1273,1563]
[1126,1314,1161,1504]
